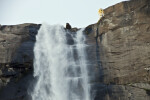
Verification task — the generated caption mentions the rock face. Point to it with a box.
[85,0,150,99]
[0,0,150,100]
[0,23,40,100]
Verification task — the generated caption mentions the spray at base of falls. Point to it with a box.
[31,24,91,100]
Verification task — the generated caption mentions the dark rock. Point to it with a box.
[66,23,72,29]
[0,23,40,100]
[70,27,79,32]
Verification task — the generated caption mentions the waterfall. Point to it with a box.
[31,23,90,100]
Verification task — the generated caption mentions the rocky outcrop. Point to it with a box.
[66,23,72,29]
[85,0,150,99]
[0,23,40,100]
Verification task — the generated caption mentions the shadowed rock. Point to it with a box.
[66,23,72,29]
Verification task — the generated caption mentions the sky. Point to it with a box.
[0,0,128,27]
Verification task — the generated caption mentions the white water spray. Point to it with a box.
[31,24,90,100]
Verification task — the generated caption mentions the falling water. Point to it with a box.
[31,24,90,100]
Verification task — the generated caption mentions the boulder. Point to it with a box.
[66,23,72,29]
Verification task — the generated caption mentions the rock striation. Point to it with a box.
[85,0,150,99]
[0,0,150,100]
[0,23,40,100]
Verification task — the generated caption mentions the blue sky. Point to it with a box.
[0,0,128,27]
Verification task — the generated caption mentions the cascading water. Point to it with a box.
[31,23,91,100]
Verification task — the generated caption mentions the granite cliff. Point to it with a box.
[0,24,40,100]
[0,0,150,100]
[85,0,150,99]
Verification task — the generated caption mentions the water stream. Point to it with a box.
[31,24,90,100]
